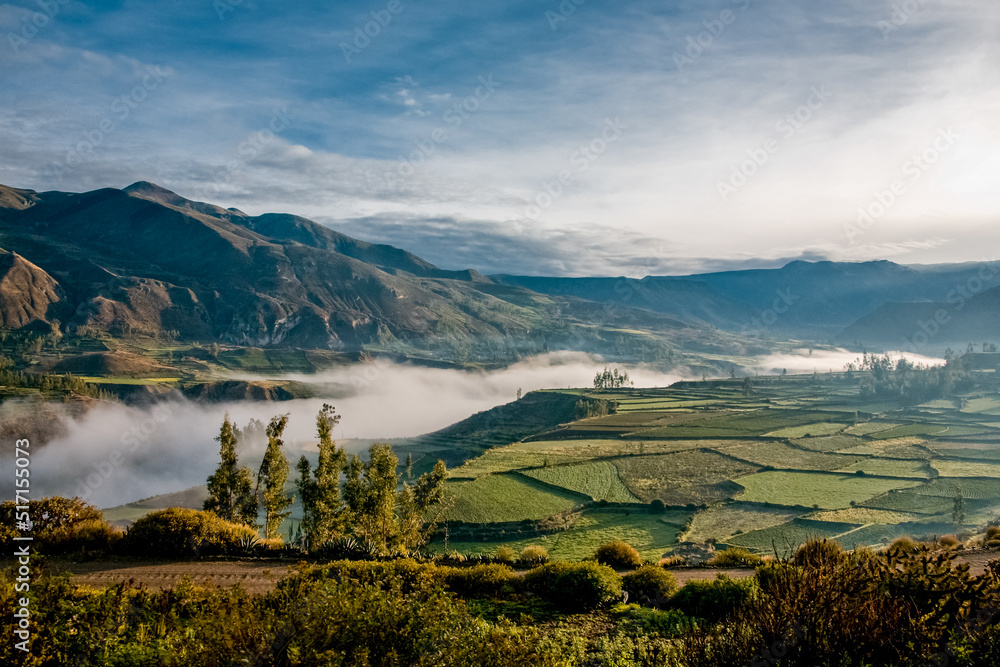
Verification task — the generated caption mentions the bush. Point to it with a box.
[524,561,623,610]
[889,536,920,554]
[0,496,120,555]
[793,538,845,568]
[519,544,549,566]
[670,574,756,622]
[622,565,679,605]
[124,508,257,558]
[495,545,516,564]
[659,555,686,568]
[938,534,961,549]
[707,547,762,568]
[595,539,644,569]
[649,499,665,514]
[442,563,519,598]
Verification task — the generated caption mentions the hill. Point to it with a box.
[0,182,744,364]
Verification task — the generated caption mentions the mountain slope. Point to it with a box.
[0,182,744,360]
[0,250,63,330]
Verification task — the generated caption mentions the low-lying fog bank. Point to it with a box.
[7,353,686,508]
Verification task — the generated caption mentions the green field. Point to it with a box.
[423,372,1000,558]
[443,474,585,523]
[521,461,639,503]
[735,471,923,509]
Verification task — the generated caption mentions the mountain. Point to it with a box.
[0,182,741,360]
[0,249,63,330]
[840,286,1000,349]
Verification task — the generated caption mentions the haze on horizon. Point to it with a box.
[1,0,997,276]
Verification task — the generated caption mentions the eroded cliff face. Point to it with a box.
[0,251,63,330]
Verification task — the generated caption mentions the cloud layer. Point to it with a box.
[1,0,998,274]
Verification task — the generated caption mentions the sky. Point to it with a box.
[1,0,998,276]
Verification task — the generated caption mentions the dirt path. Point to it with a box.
[43,551,996,594]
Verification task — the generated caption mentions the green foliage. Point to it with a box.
[297,403,347,548]
[124,507,257,557]
[524,561,623,610]
[595,539,645,569]
[495,545,516,563]
[621,565,679,606]
[0,496,120,555]
[520,544,550,566]
[442,563,520,598]
[670,575,757,622]
[707,547,763,568]
[594,366,632,389]
[203,413,256,525]
[257,414,292,539]
[575,396,617,419]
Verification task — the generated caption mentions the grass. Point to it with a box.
[765,422,848,438]
[844,422,903,436]
[735,471,924,509]
[636,409,840,439]
[616,450,759,505]
[683,503,805,543]
[805,507,922,524]
[521,461,639,503]
[790,435,868,452]
[860,491,955,515]
[443,474,585,523]
[869,423,989,440]
[436,508,689,562]
[716,441,863,471]
[910,477,1000,500]
[833,458,933,478]
[727,518,861,555]
[931,460,1000,478]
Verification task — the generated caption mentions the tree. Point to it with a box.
[343,444,448,554]
[516,387,523,400]
[953,487,966,526]
[405,452,413,479]
[742,376,754,398]
[256,414,293,539]
[204,414,256,526]
[296,404,346,548]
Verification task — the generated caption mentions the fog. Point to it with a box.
[749,348,945,376]
[16,353,687,509]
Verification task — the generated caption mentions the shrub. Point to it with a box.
[889,536,920,554]
[524,561,622,610]
[495,545,516,564]
[622,565,679,605]
[659,555,686,568]
[985,525,1000,548]
[124,508,257,558]
[442,563,519,598]
[793,538,845,568]
[649,499,665,514]
[0,496,120,555]
[595,539,644,569]
[669,574,756,622]
[938,534,960,549]
[519,544,549,566]
[707,547,762,568]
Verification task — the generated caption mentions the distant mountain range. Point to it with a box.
[1,181,996,357]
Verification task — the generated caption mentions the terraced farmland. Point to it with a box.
[432,371,1000,558]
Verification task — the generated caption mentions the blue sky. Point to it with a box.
[1,0,998,275]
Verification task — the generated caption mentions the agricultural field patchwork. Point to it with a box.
[440,374,1000,558]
